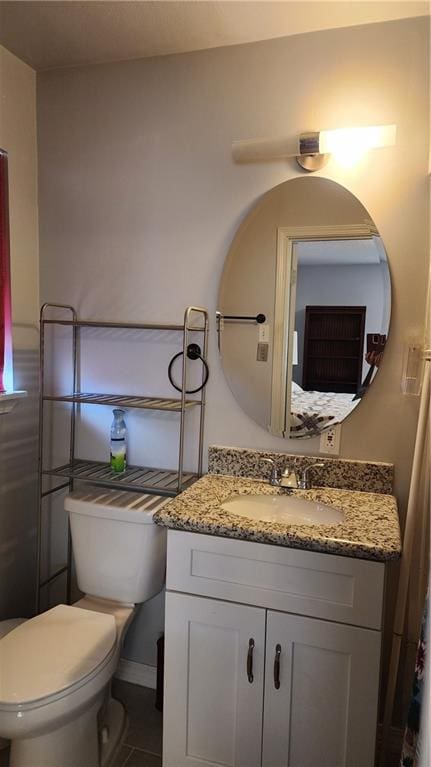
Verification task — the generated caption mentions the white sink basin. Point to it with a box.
[221,493,344,526]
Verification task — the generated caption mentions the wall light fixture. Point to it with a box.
[297,125,397,170]
[232,124,397,171]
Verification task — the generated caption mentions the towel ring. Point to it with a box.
[168,343,209,394]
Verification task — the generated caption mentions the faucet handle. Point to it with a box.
[261,457,281,485]
[299,462,325,489]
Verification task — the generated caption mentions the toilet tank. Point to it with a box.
[64,490,169,604]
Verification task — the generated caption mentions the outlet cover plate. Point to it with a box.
[319,424,341,455]
[258,323,270,343]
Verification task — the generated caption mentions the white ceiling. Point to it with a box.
[0,0,429,72]
[296,239,384,266]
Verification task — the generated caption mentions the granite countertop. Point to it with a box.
[154,474,401,561]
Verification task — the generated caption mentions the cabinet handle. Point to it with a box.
[247,638,255,683]
[274,644,281,689]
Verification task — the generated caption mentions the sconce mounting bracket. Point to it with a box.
[297,131,330,172]
[296,153,330,172]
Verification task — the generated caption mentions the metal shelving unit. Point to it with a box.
[36,303,209,611]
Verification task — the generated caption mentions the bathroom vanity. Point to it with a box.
[155,452,401,767]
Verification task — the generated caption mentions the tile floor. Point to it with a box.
[111,680,163,767]
[0,680,162,767]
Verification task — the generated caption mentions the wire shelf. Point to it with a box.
[43,392,201,411]
[43,459,198,497]
[41,319,206,332]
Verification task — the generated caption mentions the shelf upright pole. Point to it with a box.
[177,308,190,492]
[36,307,46,614]
[198,309,209,476]
[66,313,79,604]
[36,304,77,614]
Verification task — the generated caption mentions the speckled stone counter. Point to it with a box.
[154,474,401,562]
[208,445,394,494]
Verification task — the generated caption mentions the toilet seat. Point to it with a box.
[0,605,116,709]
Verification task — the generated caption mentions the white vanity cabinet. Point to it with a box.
[163,530,385,767]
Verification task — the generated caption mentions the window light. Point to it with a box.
[0,148,12,393]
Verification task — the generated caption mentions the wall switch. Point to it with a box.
[258,323,270,343]
[319,424,341,455]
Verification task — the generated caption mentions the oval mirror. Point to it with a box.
[217,177,391,438]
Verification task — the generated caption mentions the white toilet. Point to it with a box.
[0,489,169,767]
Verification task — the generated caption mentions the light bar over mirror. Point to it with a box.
[232,124,397,171]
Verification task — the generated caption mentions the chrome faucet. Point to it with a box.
[261,458,282,486]
[262,459,298,490]
[297,462,325,490]
[262,458,324,490]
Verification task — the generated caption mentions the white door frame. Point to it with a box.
[270,223,379,437]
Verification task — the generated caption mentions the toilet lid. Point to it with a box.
[0,605,116,704]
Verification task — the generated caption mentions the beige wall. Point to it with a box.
[0,45,39,617]
[37,15,429,688]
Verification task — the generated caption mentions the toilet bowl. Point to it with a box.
[0,489,169,767]
[0,603,126,767]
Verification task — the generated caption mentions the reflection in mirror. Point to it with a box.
[218,178,391,439]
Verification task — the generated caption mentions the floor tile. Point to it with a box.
[113,680,163,756]
[126,750,162,767]
[110,744,133,767]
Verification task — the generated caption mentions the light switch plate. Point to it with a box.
[258,323,270,343]
[319,424,341,455]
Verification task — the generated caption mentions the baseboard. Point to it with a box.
[114,658,157,690]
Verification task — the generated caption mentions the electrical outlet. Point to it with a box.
[319,424,341,455]
[256,342,269,361]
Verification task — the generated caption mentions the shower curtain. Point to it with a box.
[401,588,429,766]
[380,355,430,767]
[399,352,430,766]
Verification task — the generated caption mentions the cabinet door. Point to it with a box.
[262,610,381,767]
[163,591,266,767]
